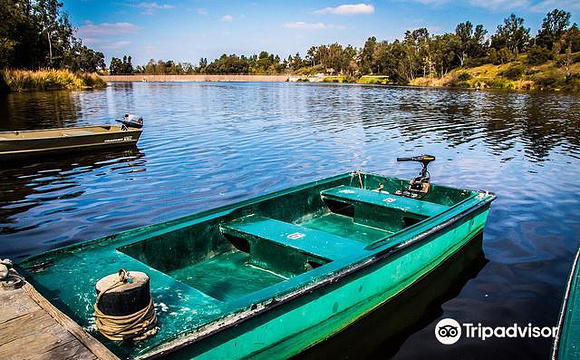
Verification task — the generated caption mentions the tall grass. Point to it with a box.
[0,69,106,92]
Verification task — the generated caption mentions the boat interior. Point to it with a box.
[118,173,475,302]
[0,125,131,140]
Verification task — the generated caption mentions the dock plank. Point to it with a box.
[31,338,97,360]
[0,308,54,345]
[0,276,118,360]
[0,288,42,324]
[0,322,75,359]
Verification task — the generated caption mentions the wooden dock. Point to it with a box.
[0,280,118,360]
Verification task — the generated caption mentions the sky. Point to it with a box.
[64,0,580,65]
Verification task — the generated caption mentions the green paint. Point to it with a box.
[17,172,495,359]
[554,246,580,359]
[299,212,390,244]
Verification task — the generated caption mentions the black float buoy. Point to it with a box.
[94,269,157,341]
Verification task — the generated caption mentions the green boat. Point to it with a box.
[0,124,142,161]
[552,246,580,359]
[18,156,496,359]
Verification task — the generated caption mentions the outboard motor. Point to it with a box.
[117,114,144,129]
[396,154,436,199]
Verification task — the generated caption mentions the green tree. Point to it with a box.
[360,36,377,74]
[289,52,303,72]
[33,0,75,67]
[536,9,571,50]
[64,41,105,72]
[562,23,580,52]
[491,14,530,54]
[109,57,122,75]
[456,22,488,65]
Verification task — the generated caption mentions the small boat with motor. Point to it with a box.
[0,118,142,162]
[18,155,496,359]
[552,246,580,359]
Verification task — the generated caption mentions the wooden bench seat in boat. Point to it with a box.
[220,215,365,260]
[321,185,450,218]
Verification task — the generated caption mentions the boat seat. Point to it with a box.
[220,215,364,260]
[321,185,450,218]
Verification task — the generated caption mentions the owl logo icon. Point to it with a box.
[435,318,462,345]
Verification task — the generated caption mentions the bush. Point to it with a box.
[486,78,509,89]
[457,72,472,81]
[499,66,524,80]
[489,47,513,65]
[533,74,563,89]
[526,46,552,65]
[0,69,106,92]
[322,75,356,83]
[358,75,389,85]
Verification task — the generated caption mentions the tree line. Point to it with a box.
[1,0,105,72]
[124,9,579,84]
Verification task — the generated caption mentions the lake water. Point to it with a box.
[1,82,579,359]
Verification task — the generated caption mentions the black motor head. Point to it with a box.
[397,154,436,166]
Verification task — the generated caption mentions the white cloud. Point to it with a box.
[283,22,327,30]
[221,14,234,22]
[100,41,132,50]
[405,0,450,5]
[137,2,174,10]
[314,3,375,15]
[197,8,208,15]
[400,0,577,12]
[77,22,139,37]
[136,2,173,15]
[468,0,529,11]
[529,0,580,12]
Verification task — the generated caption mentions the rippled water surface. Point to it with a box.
[1,82,579,359]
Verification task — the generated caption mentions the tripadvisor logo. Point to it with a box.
[434,318,558,345]
[435,318,462,345]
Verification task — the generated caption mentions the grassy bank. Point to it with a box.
[318,75,389,85]
[0,69,106,93]
[410,52,580,92]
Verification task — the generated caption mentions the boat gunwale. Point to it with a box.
[0,125,143,141]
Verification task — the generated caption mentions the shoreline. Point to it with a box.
[101,74,300,82]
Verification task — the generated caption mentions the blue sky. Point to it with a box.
[65,1,580,65]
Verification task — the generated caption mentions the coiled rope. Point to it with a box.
[94,269,157,341]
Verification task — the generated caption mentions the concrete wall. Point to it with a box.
[100,75,297,82]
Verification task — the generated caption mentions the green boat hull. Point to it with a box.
[553,246,580,359]
[18,171,495,359]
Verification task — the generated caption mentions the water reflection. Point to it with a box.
[0,148,145,256]
[0,91,82,130]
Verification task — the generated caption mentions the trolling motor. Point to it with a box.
[116,114,144,129]
[395,154,436,199]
